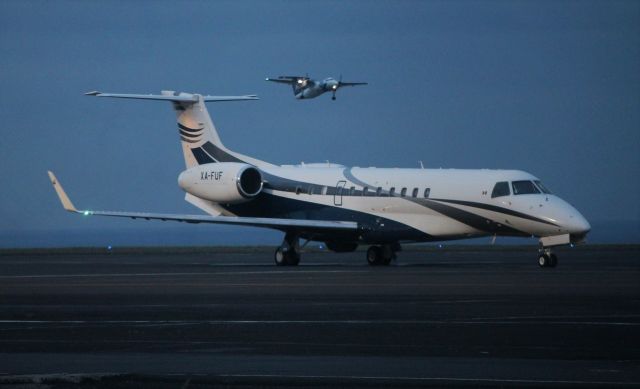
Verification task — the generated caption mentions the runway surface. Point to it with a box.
[0,245,638,387]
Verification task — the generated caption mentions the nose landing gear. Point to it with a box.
[538,247,558,268]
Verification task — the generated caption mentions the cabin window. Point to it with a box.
[389,187,396,196]
[376,187,382,196]
[512,180,540,195]
[423,188,430,198]
[491,182,510,198]
[400,187,407,197]
[363,187,369,196]
[349,186,355,196]
[534,180,552,194]
[412,188,418,198]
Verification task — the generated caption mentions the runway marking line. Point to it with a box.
[0,319,637,326]
[218,373,639,386]
[0,270,368,279]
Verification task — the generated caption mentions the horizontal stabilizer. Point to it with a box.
[85,91,258,102]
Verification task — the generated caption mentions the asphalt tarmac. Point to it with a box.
[0,245,638,387]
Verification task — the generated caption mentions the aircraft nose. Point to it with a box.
[567,211,591,235]
[558,201,590,241]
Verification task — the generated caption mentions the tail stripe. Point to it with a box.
[179,130,201,139]
[191,147,216,164]
[180,137,200,143]
[178,123,204,133]
[202,142,244,163]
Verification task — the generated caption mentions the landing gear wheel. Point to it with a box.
[367,245,396,266]
[538,254,549,268]
[380,244,396,266]
[367,246,382,266]
[538,247,559,268]
[275,247,287,266]
[275,232,302,266]
[331,96,336,100]
[288,251,300,266]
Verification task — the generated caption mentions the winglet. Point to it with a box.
[84,91,101,96]
[47,171,78,212]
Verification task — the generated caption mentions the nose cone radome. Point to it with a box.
[567,211,590,234]
[554,198,591,241]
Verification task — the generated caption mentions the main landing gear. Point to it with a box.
[366,244,399,266]
[538,247,558,268]
[274,232,300,266]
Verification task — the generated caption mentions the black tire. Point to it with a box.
[367,246,382,266]
[275,247,287,266]
[288,251,300,266]
[549,253,558,268]
[538,254,549,268]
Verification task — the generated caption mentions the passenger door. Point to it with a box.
[334,180,346,206]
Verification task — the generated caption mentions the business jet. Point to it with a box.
[49,90,590,267]
[265,75,367,100]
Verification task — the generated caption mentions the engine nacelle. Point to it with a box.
[178,162,263,204]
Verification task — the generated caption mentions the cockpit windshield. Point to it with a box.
[512,180,540,195]
[491,181,510,198]
[534,180,552,194]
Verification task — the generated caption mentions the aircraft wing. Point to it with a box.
[265,76,308,85]
[339,81,368,87]
[48,171,358,233]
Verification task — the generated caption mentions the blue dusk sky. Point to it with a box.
[0,0,638,247]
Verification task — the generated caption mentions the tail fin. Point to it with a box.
[87,91,267,168]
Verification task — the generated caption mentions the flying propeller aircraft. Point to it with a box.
[265,75,367,100]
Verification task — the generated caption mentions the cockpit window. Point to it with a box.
[491,181,510,198]
[512,180,540,195]
[534,180,552,194]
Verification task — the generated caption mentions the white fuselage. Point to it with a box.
[202,162,590,244]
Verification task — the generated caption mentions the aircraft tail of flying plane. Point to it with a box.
[51,90,590,267]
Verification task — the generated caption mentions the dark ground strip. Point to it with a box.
[0,246,638,387]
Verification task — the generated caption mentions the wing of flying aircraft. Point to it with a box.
[48,171,358,234]
[265,76,309,85]
[339,81,368,87]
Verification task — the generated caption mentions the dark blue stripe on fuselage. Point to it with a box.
[415,199,527,237]
[220,192,431,244]
[430,198,558,227]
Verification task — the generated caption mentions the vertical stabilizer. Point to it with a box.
[87,91,270,169]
